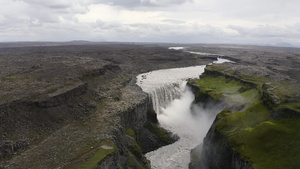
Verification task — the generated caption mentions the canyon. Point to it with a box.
[0,42,299,169]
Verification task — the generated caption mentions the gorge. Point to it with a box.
[0,43,299,169]
[136,54,233,169]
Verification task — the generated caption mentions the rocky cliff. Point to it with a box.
[188,60,300,169]
[1,43,299,168]
[0,62,177,169]
[1,44,209,168]
[189,113,252,169]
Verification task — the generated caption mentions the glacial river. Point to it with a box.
[136,47,233,169]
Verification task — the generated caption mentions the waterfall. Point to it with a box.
[149,81,186,114]
[136,66,206,169]
[136,65,206,114]
[136,48,234,169]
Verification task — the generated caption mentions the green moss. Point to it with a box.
[206,64,300,107]
[77,139,99,156]
[64,139,117,169]
[126,152,147,169]
[216,109,232,120]
[129,143,143,159]
[98,101,106,107]
[190,65,300,169]
[124,131,150,169]
[125,128,136,138]
[215,101,300,169]
[0,73,27,82]
[222,117,300,169]
[197,74,237,93]
[275,103,300,116]
[207,90,223,100]
[78,147,115,169]
[146,122,172,143]
[193,73,260,110]
[240,89,260,104]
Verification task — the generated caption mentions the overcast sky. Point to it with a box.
[0,0,299,46]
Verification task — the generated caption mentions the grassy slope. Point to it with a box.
[191,65,300,169]
[64,139,118,169]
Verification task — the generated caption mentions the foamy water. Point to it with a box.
[136,66,206,114]
[136,66,206,93]
[188,51,222,56]
[169,47,185,50]
[145,86,220,169]
[136,48,233,169]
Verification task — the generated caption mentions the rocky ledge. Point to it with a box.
[0,43,214,168]
[1,43,299,169]
[188,53,300,169]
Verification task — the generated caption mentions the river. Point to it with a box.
[136,47,233,169]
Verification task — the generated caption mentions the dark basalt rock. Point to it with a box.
[138,122,179,154]
[0,141,29,158]
[189,117,252,169]
[1,43,299,168]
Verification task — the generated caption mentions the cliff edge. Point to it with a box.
[188,57,300,169]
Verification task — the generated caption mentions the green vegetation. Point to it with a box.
[125,128,136,138]
[124,128,150,168]
[126,152,147,169]
[125,128,143,159]
[146,122,173,144]
[129,143,143,159]
[190,65,300,169]
[64,139,117,169]
[98,101,106,107]
[1,73,27,82]
[193,72,260,109]
[217,103,300,169]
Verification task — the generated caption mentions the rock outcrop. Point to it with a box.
[188,56,300,169]
[0,44,199,168]
[1,43,299,169]
[189,116,252,169]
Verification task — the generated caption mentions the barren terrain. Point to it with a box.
[0,42,299,168]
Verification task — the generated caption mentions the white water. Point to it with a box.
[169,47,185,50]
[188,51,223,56]
[136,65,206,114]
[136,48,233,169]
[145,85,222,169]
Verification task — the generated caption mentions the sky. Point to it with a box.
[0,0,300,46]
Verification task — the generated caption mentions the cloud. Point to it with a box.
[0,0,299,47]
[86,0,141,8]
[141,0,193,7]
[229,24,300,39]
[88,20,238,43]
[17,0,71,9]
[92,0,193,8]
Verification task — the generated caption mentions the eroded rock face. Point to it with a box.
[112,79,179,168]
[0,141,29,158]
[0,44,212,168]
[1,43,299,168]
[188,45,300,169]
[189,118,252,169]
[187,68,257,169]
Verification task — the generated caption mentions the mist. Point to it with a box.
[159,83,223,145]
[146,83,223,169]
[139,56,232,168]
